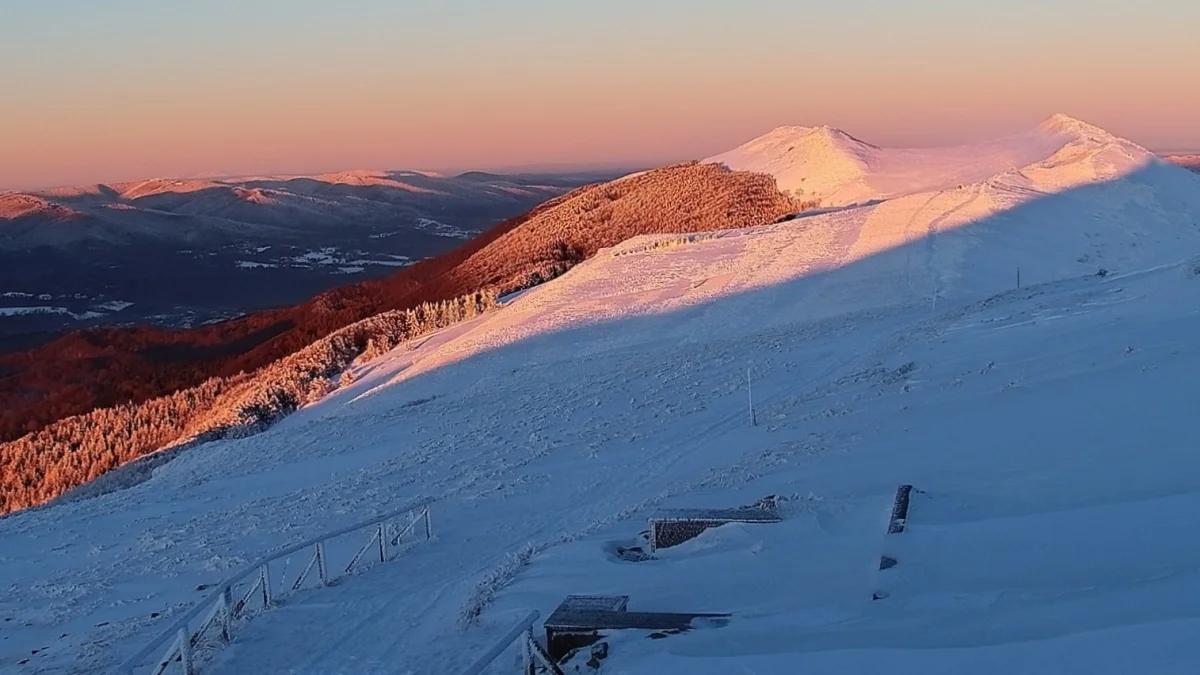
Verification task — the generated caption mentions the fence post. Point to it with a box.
[316,541,328,585]
[178,627,194,675]
[220,585,233,642]
[260,564,272,608]
[378,522,387,562]
[109,501,434,675]
[523,626,535,675]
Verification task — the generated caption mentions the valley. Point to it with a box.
[0,169,623,351]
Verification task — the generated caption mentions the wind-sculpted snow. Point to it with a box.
[3,119,1200,674]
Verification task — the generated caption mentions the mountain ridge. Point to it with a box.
[1165,154,1200,173]
[0,169,630,349]
[0,162,801,513]
[0,170,570,249]
[705,114,1160,207]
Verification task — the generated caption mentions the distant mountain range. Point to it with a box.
[0,169,626,350]
[0,169,616,249]
[1165,154,1200,173]
[0,161,798,512]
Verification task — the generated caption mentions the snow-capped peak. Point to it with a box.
[706,125,877,203]
[1036,113,1117,140]
[706,115,1163,207]
[736,125,878,159]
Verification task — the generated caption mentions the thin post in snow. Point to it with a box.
[1017,266,1021,289]
[260,564,272,608]
[220,585,233,642]
[523,627,535,675]
[178,627,194,675]
[747,367,757,427]
[316,541,328,585]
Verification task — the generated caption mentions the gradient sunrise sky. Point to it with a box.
[2,0,1197,191]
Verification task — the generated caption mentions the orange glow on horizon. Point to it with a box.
[2,1,1198,191]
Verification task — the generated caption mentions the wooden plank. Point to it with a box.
[545,610,729,632]
[650,507,782,523]
[887,485,913,534]
[558,595,629,613]
[648,506,782,550]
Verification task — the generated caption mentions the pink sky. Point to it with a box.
[3,1,1198,191]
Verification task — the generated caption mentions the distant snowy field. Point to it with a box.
[4,118,1200,674]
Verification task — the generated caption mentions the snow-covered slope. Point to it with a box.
[4,120,1200,674]
[706,114,1153,207]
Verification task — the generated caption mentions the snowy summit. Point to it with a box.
[705,113,1156,207]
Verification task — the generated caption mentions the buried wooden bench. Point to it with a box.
[544,595,730,661]
[648,506,782,551]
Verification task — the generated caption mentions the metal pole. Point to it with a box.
[260,564,272,608]
[424,507,433,539]
[378,522,387,562]
[316,541,328,585]
[747,367,756,427]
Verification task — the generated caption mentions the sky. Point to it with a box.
[1,0,1198,190]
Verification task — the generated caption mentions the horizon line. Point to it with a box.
[6,147,1199,194]
[0,160,661,194]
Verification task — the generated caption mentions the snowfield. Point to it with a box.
[4,117,1200,674]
